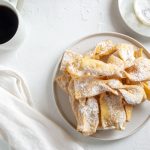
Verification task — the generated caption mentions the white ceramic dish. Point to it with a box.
[52,32,150,141]
[0,140,9,150]
[118,0,150,37]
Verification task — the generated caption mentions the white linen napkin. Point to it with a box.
[0,67,84,150]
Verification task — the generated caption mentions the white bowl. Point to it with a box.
[118,0,150,37]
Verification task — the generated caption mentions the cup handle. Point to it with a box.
[8,0,24,11]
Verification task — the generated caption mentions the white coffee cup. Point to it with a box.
[0,0,25,51]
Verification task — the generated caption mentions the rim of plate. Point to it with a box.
[118,0,150,38]
[52,32,150,141]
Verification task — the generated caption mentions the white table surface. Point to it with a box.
[0,0,150,150]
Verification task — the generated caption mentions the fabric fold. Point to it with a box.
[0,68,83,150]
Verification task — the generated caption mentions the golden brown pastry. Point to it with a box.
[116,43,135,61]
[107,55,124,67]
[73,77,118,99]
[60,50,82,71]
[134,48,143,58]
[93,40,116,59]
[99,92,126,130]
[105,79,124,89]
[55,40,150,136]
[67,57,122,78]
[68,80,99,136]
[119,85,146,105]
[142,81,150,100]
[125,58,150,81]
[55,73,71,93]
[124,104,133,122]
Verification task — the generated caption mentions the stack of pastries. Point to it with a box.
[56,40,150,136]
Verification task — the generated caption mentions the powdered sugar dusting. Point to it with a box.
[74,77,118,99]
[119,85,145,104]
[60,50,82,71]
[116,43,135,61]
[78,97,99,135]
[126,58,150,81]
[55,73,71,93]
[106,79,123,89]
[104,93,126,130]
[95,40,115,56]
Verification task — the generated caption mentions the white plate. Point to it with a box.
[0,140,9,150]
[118,0,150,37]
[52,32,150,141]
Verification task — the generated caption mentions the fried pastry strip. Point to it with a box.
[142,81,150,100]
[74,77,118,99]
[55,73,71,93]
[116,43,135,61]
[134,48,143,58]
[93,40,116,59]
[124,104,133,122]
[119,85,146,105]
[125,58,150,81]
[99,92,126,130]
[107,55,124,68]
[67,57,123,78]
[60,50,82,71]
[68,80,99,135]
[107,80,146,104]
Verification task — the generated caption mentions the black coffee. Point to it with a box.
[0,6,18,44]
